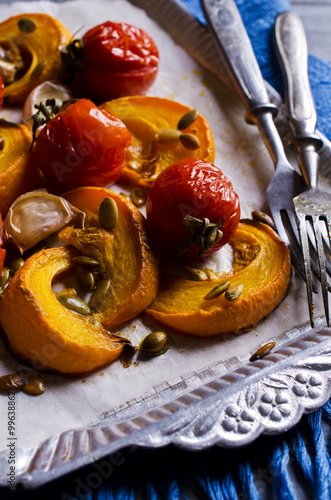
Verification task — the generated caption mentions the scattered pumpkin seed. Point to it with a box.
[0,267,10,288]
[99,197,118,230]
[225,283,244,301]
[72,255,99,267]
[203,281,231,300]
[18,18,37,33]
[139,331,171,356]
[9,256,24,275]
[30,60,46,80]
[76,265,95,293]
[179,133,200,150]
[58,294,91,315]
[56,287,78,299]
[130,187,147,207]
[22,373,45,396]
[0,374,26,393]
[251,210,276,230]
[156,128,181,143]
[177,108,199,130]
[89,279,111,309]
[250,341,276,362]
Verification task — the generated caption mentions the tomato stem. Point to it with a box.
[176,215,225,258]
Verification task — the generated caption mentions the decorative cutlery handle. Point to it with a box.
[274,12,318,137]
[200,0,288,167]
[201,0,273,113]
[274,11,323,188]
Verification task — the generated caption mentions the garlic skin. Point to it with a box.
[23,80,73,130]
[3,189,85,253]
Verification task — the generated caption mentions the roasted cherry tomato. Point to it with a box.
[80,21,159,101]
[0,214,6,276]
[0,75,4,110]
[146,159,240,259]
[32,98,131,193]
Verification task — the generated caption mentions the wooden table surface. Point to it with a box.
[292,0,331,64]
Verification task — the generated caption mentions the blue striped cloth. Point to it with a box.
[179,0,331,142]
[2,1,331,499]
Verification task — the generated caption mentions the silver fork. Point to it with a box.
[274,12,330,327]
[200,0,308,284]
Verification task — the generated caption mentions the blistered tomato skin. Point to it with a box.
[146,159,240,259]
[32,99,131,193]
[81,22,159,101]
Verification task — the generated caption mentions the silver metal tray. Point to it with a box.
[2,317,331,488]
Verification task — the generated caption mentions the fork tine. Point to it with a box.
[276,208,319,293]
[313,216,330,326]
[296,213,315,327]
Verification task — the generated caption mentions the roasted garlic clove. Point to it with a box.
[3,189,85,253]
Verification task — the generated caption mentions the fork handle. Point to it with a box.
[200,0,290,169]
[274,12,323,187]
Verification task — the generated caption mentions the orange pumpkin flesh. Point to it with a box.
[61,187,160,327]
[0,247,127,375]
[145,220,291,336]
[100,96,215,187]
[0,121,39,217]
[0,13,71,104]
[0,187,159,375]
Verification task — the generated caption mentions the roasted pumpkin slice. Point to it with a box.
[0,121,39,217]
[145,220,291,336]
[60,187,159,327]
[0,247,128,375]
[0,13,71,104]
[101,96,215,187]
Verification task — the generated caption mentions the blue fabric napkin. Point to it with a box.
[178,0,331,143]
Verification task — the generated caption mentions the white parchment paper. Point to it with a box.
[0,0,313,456]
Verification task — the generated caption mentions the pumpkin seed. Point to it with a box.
[0,374,26,393]
[130,187,147,207]
[22,373,45,396]
[76,265,95,292]
[203,281,231,300]
[0,267,10,288]
[58,294,91,315]
[225,283,244,301]
[72,255,99,267]
[179,133,200,150]
[9,256,24,275]
[177,108,199,130]
[156,128,181,143]
[18,18,37,33]
[251,210,276,230]
[30,60,46,80]
[99,197,118,230]
[139,331,171,356]
[89,279,111,309]
[250,341,276,362]
[56,287,77,299]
